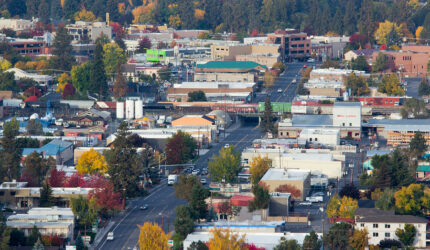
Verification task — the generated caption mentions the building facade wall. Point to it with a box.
[194,72,255,82]
[372,51,429,77]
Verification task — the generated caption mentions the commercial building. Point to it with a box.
[309,68,369,83]
[166,82,256,102]
[298,128,340,146]
[7,207,75,240]
[304,79,344,97]
[22,139,74,165]
[171,115,216,127]
[267,29,311,61]
[309,36,348,59]
[211,44,280,68]
[364,119,430,146]
[194,61,266,83]
[344,49,376,62]
[371,50,429,77]
[7,38,46,56]
[355,208,427,248]
[260,168,311,200]
[66,21,112,43]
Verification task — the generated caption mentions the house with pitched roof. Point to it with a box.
[22,139,73,165]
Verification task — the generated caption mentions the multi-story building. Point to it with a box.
[66,21,112,43]
[260,168,311,201]
[211,44,280,68]
[7,38,46,56]
[267,29,311,61]
[355,208,427,248]
[372,50,429,77]
[309,36,349,59]
[0,18,32,32]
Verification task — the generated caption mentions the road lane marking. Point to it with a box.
[120,207,157,250]
[234,134,248,147]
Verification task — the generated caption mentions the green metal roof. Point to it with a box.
[417,165,430,172]
[196,61,267,69]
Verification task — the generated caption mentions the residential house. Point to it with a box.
[344,49,376,62]
[22,139,73,165]
[355,208,427,248]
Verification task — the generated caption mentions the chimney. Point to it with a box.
[106,13,110,26]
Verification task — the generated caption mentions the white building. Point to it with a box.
[7,207,75,240]
[6,68,53,85]
[298,128,340,146]
[66,21,112,43]
[332,102,361,128]
[355,208,427,248]
[0,18,32,31]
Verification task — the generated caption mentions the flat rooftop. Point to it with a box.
[261,168,310,181]
[300,128,340,135]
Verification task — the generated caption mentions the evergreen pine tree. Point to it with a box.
[260,97,275,134]
[1,117,21,181]
[39,180,54,207]
[90,41,108,100]
[38,0,50,24]
[50,0,63,20]
[75,233,85,250]
[51,25,75,71]
[32,237,44,250]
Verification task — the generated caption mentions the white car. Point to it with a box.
[299,201,312,206]
[307,58,315,62]
[277,88,282,93]
[107,232,114,240]
[192,170,200,175]
[200,178,207,185]
[224,144,230,148]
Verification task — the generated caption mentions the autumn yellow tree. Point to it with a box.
[169,14,182,29]
[132,0,155,23]
[194,9,205,20]
[249,156,271,186]
[74,9,96,22]
[76,148,108,175]
[374,20,403,45]
[327,195,358,219]
[349,229,368,250]
[56,73,71,93]
[0,59,11,71]
[416,26,424,41]
[138,222,169,250]
[264,71,274,87]
[207,227,246,250]
[394,184,430,215]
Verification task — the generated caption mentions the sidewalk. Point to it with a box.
[91,221,115,249]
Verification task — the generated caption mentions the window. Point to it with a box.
[349,123,352,126]
[385,233,390,237]
[373,224,378,228]
[280,132,283,136]
[385,224,390,228]
[342,123,345,126]
[361,223,364,227]
[373,232,379,237]
[310,138,312,142]
[286,132,289,136]
[315,138,318,141]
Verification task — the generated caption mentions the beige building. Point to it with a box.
[194,72,256,82]
[211,44,280,68]
[0,18,31,31]
[260,169,311,201]
[66,21,112,42]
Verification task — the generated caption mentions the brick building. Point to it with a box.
[267,29,311,61]
[372,50,429,77]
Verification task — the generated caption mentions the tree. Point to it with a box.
[0,59,11,71]
[173,205,194,241]
[70,195,97,232]
[378,74,405,96]
[48,167,66,187]
[351,56,369,72]
[57,72,71,94]
[395,224,416,247]
[76,148,108,175]
[375,188,396,211]
[26,119,43,135]
[113,63,127,99]
[386,27,402,48]
[326,195,358,219]
[165,131,197,164]
[303,231,322,250]
[0,71,16,91]
[137,37,152,53]
[90,40,108,100]
[105,122,141,198]
[410,131,427,158]
[39,180,54,207]
[274,184,302,199]
[418,78,430,96]
[379,239,402,249]
[260,97,275,134]
[50,25,75,71]
[248,185,270,212]
[349,229,368,250]
[321,59,340,69]
[71,62,92,93]
[374,20,403,45]
[62,83,76,99]
[158,67,171,82]
[249,156,271,186]
[339,184,360,200]
[33,237,44,250]
[103,42,127,79]
[394,184,430,215]
[345,73,369,96]
[138,222,169,250]
[1,117,22,181]
[74,9,96,21]
[88,177,122,217]
[27,226,40,246]
[188,241,208,250]
[21,152,53,186]
[274,238,301,250]
[324,222,352,249]
[174,174,201,202]
[401,98,428,118]
[189,184,210,221]
[372,53,389,72]
[75,233,85,250]
[208,146,241,184]
[272,62,286,73]
[263,71,274,87]
[188,90,207,102]
[207,227,246,250]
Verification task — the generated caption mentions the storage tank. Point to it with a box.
[135,100,143,119]
[125,100,134,119]
[116,102,124,119]
[343,92,349,101]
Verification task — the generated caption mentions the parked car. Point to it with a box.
[192,169,200,175]
[200,178,207,185]
[139,204,148,210]
[107,232,114,240]
[299,201,312,206]
[306,196,323,203]
[277,88,283,93]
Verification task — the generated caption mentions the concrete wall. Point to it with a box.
[332,105,361,127]
[309,88,341,97]
[269,197,289,216]
[194,72,255,82]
